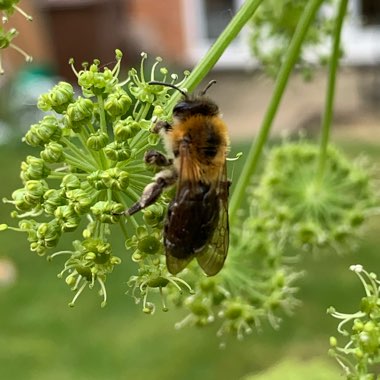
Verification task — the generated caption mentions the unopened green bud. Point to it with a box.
[11,188,32,211]
[65,97,94,131]
[87,131,109,151]
[78,64,116,95]
[36,219,62,251]
[61,174,81,191]
[54,205,81,232]
[143,204,164,226]
[113,117,141,141]
[21,156,51,181]
[66,189,93,214]
[24,180,48,204]
[40,142,64,163]
[24,115,62,147]
[37,82,74,113]
[104,88,132,117]
[100,168,129,191]
[87,170,107,190]
[43,189,66,214]
[104,141,131,161]
[91,201,124,223]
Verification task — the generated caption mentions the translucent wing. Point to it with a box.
[164,140,204,274]
[196,162,229,276]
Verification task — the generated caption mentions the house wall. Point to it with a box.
[127,0,187,64]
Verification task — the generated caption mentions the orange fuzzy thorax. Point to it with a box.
[165,115,229,183]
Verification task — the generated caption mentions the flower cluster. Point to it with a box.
[0,0,33,74]
[252,142,376,254]
[328,265,380,379]
[249,0,336,78]
[2,50,191,307]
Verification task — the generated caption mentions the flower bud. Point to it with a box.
[143,204,164,226]
[24,115,62,147]
[60,174,81,191]
[24,180,48,205]
[78,64,116,96]
[100,168,129,191]
[40,142,64,163]
[65,97,94,131]
[104,88,132,117]
[43,189,67,214]
[91,201,124,223]
[113,117,141,141]
[87,131,109,151]
[54,205,81,232]
[104,141,131,161]
[37,82,74,113]
[66,189,94,214]
[21,156,51,181]
[87,170,107,190]
[11,188,32,211]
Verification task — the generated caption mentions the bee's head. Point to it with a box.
[148,80,219,120]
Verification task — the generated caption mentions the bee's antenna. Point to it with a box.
[200,80,217,96]
[148,81,188,98]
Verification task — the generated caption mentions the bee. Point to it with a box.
[127,80,230,276]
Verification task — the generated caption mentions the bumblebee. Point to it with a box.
[127,80,230,276]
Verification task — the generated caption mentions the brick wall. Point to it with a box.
[127,0,187,63]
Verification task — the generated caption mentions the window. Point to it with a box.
[203,0,236,40]
[360,0,380,26]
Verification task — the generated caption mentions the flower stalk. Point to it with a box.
[316,0,349,183]
[229,0,324,222]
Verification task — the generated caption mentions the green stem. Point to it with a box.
[97,95,108,134]
[316,0,348,183]
[61,137,98,168]
[166,0,264,110]
[229,0,324,223]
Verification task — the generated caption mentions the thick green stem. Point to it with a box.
[229,0,324,223]
[316,0,348,183]
[166,0,264,110]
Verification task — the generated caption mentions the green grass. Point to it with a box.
[0,137,379,380]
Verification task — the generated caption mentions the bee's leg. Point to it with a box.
[127,169,177,215]
[144,150,173,167]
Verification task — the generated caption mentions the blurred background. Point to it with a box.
[0,0,380,379]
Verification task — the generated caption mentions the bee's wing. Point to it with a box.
[196,162,229,276]
[165,141,201,275]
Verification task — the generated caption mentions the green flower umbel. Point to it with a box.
[252,141,377,252]
[2,50,191,306]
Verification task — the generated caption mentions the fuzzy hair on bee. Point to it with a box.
[126,80,230,276]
